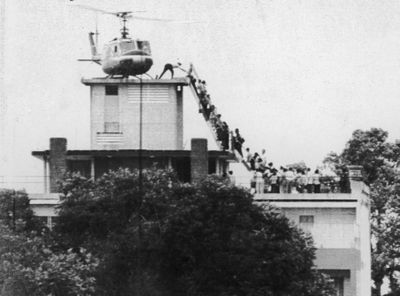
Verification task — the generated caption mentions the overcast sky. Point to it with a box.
[2,0,400,190]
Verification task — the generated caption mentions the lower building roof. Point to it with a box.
[32,149,235,160]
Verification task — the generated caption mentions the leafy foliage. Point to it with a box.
[55,169,335,296]
[324,128,400,295]
[0,224,99,296]
[0,189,42,232]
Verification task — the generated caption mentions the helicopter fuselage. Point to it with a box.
[101,38,153,76]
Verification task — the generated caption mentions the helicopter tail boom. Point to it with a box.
[89,32,100,58]
[78,58,101,65]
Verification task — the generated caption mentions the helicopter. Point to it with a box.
[76,5,167,77]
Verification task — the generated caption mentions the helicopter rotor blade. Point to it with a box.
[131,15,176,22]
[131,15,203,24]
[71,4,117,16]
[115,10,147,15]
[71,4,200,24]
[71,4,146,18]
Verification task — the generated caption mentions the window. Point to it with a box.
[105,85,118,96]
[104,122,120,133]
[137,40,151,54]
[299,215,314,223]
[333,277,344,296]
[104,95,120,133]
[299,215,314,232]
[120,40,135,53]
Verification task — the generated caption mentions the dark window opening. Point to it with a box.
[172,157,191,183]
[208,158,216,174]
[299,215,314,223]
[105,85,118,96]
[67,160,91,178]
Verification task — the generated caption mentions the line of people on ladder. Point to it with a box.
[158,62,246,158]
[188,72,244,155]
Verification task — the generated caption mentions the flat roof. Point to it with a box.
[81,77,189,86]
[32,149,235,160]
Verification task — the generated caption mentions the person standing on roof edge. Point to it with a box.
[158,62,183,79]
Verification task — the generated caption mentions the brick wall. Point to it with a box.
[191,138,208,183]
[49,138,67,193]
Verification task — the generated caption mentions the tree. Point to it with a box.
[324,128,400,295]
[0,223,99,296]
[340,128,398,185]
[55,169,335,296]
[0,189,42,232]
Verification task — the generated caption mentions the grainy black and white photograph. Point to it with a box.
[0,0,398,295]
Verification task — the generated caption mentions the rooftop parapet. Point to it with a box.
[251,165,368,197]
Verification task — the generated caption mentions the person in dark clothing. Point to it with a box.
[339,167,351,193]
[159,62,182,79]
[270,170,280,193]
[220,122,230,150]
[233,128,245,157]
[250,152,259,171]
[313,169,321,193]
[205,105,215,121]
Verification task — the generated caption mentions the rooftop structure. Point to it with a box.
[254,165,370,296]
[81,77,187,150]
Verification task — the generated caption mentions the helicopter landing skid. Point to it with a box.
[105,73,154,80]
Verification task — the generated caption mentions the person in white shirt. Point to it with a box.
[245,148,252,164]
[255,170,264,194]
[260,149,267,167]
[285,167,296,193]
[306,168,313,193]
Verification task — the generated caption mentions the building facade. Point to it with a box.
[254,166,371,296]
[28,76,370,295]
[30,76,234,227]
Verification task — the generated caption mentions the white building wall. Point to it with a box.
[282,207,356,249]
[89,82,184,150]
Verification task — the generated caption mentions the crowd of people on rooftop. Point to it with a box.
[165,63,352,195]
[245,148,351,194]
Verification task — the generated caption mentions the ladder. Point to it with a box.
[185,64,251,171]
[187,79,223,150]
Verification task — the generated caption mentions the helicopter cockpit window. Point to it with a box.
[137,40,151,55]
[120,41,136,53]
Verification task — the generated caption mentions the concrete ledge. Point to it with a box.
[81,77,188,85]
[29,193,60,205]
[254,193,355,201]
[315,248,360,271]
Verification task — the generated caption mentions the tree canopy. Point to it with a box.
[324,128,400,296]
[0,190,99,296]
[54,169,335,296]
[0,189,41,232]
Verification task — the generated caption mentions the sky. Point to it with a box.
[2,0,400,191]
